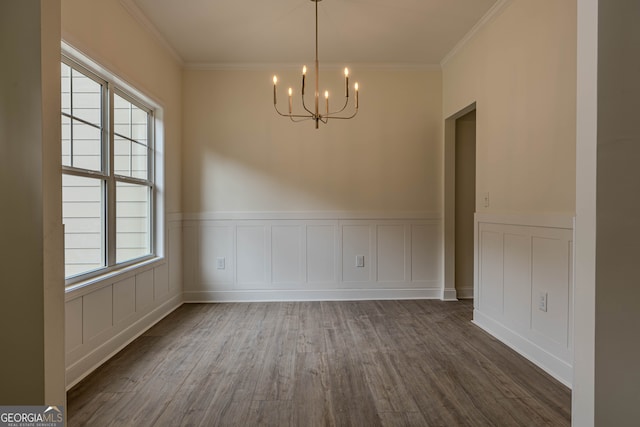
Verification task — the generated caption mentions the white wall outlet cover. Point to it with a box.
[538,291,548,312]
[216,257,225,270]
[356,255,365,268]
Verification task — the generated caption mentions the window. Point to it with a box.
[62,57,156,282]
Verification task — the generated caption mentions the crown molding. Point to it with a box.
[440,0,515,67]
[184,62,442,71]
[120,0,184,66]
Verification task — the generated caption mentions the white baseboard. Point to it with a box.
[441,288,458,301]
[66,294,183,390]
[183,288,442,303]
[456,287,474,299]
[473,310,572,388]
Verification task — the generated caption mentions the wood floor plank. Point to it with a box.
[360,351,420,413]
[252,333,297,401]
[200,399,252,427]
[290,351,336,426]
[378,411,429,427]
[387,350,493,427]
[67,300,571,427]
[245,400,292,427]
[324,351,383,427]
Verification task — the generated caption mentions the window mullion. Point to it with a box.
[148,113,155,255]
[69,68,74,167]
[106,83,116,268]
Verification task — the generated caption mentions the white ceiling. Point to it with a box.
[129,0,498,66]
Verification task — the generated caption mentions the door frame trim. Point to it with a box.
[443,102,476,301]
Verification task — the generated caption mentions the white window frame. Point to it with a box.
[62,44,164,287]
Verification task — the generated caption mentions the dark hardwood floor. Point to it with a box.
[67,300,571,426]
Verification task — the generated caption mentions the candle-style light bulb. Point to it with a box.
[273,75,278,104]
[288,88,293,114]
[325,90,329,116]
[344,68,349,97]
[302,66,307,95]
[354,82,359,109]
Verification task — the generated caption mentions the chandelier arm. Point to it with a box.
[273,103,291,117]
[301,93,315,116]
[326,96,350,116]
[274,103,316,119]
[325,109,359,120]
[290,116,314,123]
[289,114,318,119]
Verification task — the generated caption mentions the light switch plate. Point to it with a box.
[356,255,365,268]
[216,257,225,270]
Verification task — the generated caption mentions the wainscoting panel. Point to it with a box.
[65,217,183,389]
[183,213,443,302]
[377,224,406,283]
[271,225,304,285]
[531,236,571,347]
[478,229,504,317]
[503,233,531,330]
[306,224,337,283]
[113,276,136,326]
[82,285,113,344]
[342,224,372,283]
[236,225,268,287]
[200,225,234,286]
[410,223,441,282]
[154,263,169,300]
[474,213,574,387]
[135,269,154,313]
[168,221,182,294]
[65,297,83,354]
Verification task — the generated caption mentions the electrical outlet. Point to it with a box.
[483,192,490,208]
[356,255,365,268]
[538,291,548,312]
[216,257,225,270]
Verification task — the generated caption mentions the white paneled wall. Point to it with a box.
[65,217,183,388]
[183,214,443,302]
[473,213,574,387]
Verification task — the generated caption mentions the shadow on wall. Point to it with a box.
[182,68,444,214]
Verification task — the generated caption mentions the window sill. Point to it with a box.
[65,256,165,301]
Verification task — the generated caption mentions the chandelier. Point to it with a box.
[273,0,359,129]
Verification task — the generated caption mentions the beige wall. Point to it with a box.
[443,0,577,215]
[182,68,442,214]
[61,0,183,214]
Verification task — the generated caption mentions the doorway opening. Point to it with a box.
[443,103,476,300]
